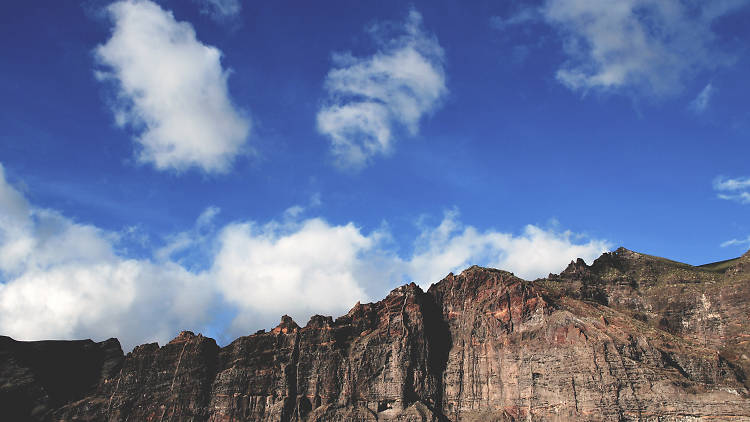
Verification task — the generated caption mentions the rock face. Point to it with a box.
[0,336,123,421]
[2,248,750,421]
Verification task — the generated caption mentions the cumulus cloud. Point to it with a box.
[211,219,378,334]
[95,0,250,173]
[689,83,715,113]
[316,9,447,169]
[0,163,377,348]
[494,0,747,95]
[0,167,610,349]
[0,165,215,351]
[208,211,610,335]
[405,210,610,283]
[714,176,750,204]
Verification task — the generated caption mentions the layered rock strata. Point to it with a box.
[2,248,749,421]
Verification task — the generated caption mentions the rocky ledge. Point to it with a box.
[2,248,750,421]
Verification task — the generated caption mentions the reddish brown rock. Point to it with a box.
[54,331,220,421]
[550,247,750,393]
[1,248,749,421]
[206,282,447,421]
[433,265,747,420]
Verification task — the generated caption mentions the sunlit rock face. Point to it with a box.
[2,248,750,421]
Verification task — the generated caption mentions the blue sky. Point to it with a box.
[1,0,749,350]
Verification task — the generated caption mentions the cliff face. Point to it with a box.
[0,336,123,421]
[2,248,750,421]
[549,247,750,393]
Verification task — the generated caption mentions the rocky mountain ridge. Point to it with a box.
[2,247,749,421]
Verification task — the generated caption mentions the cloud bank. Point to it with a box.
[0,167,609,350]
[95,0,250,173]
[317,9,447,169]
[0,165,215,350]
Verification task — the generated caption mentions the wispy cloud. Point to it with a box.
[316,9,447,170]
[0,164,609,349]
[689,83,715,113]
[715,176,750,191]
[490,7,539,30]
[717,192,750,204]
[721,236,750,248]
[714,176,750,204]
[494,0,747,96]
[193,0,241,22]
[95,0,250,174]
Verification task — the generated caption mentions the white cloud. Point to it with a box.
[194,0,241,21]
[95,0,250,173]
[204,211,610,334]
[490,7,539,30]
[404,210,611,283]
[211,219,378,335]
[0,170,34,275]
[689,83,715,113]
[536,0,746,95]
[154,206,219,265]
[718,192,750,204]
[714,176,750,191]
[0,164,379,349]
[714,176,750,204]
[721,236,750,248]
[0,165,214,351]
[316,9,447,169]
[0,166,610,349]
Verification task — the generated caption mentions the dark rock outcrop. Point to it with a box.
[2,248,750,421]
[0,336,123,421]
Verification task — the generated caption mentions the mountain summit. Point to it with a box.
[2,248,749,421]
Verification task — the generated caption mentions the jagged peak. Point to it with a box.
[168,330,197,344]
[271,315,299,334]
[306,314,334,329]
[132,342,159,354]
[345,301,364,317]
[428,265,521,298]
[425,266,520,293]
[561,257,589,274]
[167,331,215,348]
[386,281,423,297]
[459,264,511,276]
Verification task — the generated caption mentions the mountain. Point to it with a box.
[2,248,749,421]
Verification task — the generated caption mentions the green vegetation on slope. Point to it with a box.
[698,257,742,273]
